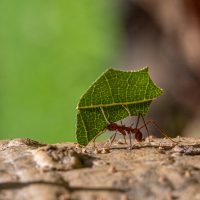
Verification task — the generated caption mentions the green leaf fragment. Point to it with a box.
[76,67,163,146]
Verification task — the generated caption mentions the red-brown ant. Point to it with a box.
[106,115,143,149]
[93,114,176,150]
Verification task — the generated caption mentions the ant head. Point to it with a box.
[107,123,118,131]
[134,129,143,142]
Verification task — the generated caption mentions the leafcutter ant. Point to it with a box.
[93,113,176,150]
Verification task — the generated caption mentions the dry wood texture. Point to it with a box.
[0,137,200,200]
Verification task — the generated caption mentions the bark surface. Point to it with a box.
[0,137,200,200]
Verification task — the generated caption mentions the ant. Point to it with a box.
[93,114,176,150]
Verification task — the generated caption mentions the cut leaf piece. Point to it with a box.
[76,67,163,146]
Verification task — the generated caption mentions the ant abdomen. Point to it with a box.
[133,129,143,142]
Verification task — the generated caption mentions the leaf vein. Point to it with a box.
[104,74,115,104]
[79,112,89,143]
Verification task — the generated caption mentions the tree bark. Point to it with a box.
[0,137,200,200]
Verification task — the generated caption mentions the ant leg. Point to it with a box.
[141,115,150,142]
[130,115,140,128]
[123,135,127,144]
[108,132,117,148]
[135,115,140,128]
[131,115,140,143]
[139,120,177,144]
[93,130,105,149]
[128,131,132,150]
[105,132,115,146]
[120,120,127,144]
[109,133,115,142]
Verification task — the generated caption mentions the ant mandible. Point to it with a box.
[93,114,176,150]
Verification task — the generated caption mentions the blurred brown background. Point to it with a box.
[118,0,200,137]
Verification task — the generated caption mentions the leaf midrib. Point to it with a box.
[77,98,154,109]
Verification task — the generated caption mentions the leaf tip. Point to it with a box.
[159,87,164,94]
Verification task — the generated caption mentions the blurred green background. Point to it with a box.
[2,1,199,143]
[0,1,121,143]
